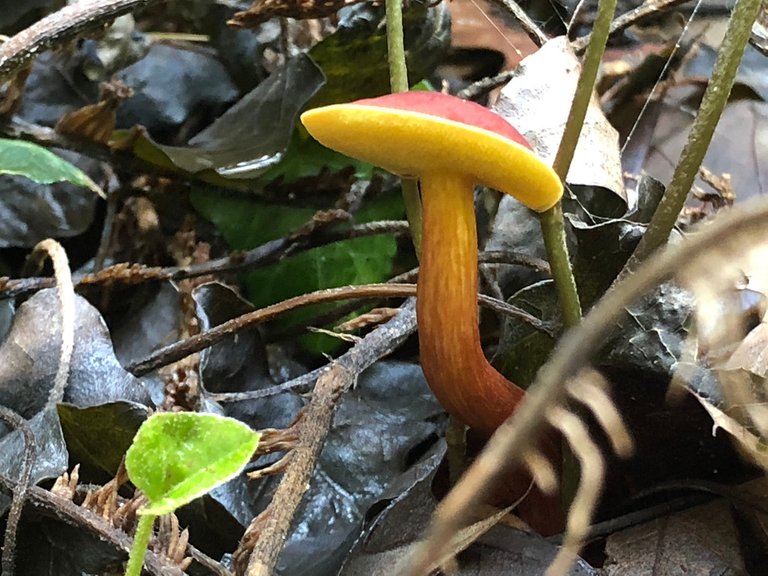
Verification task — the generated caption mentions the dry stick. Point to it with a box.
[0,476,191,576]
[0,220,410,300]
[570,0,693,52]
[0,0,166,81]
[127,283,548,377]
[208,287,550,404]
[399,197,768,576]
[0,407,35,576]
[242,300,418,576]
[490,0,549,46]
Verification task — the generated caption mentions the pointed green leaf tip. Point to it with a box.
[0,138,106,198]
[125,412,260,516]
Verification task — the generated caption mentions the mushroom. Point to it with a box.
[300,91,563,434]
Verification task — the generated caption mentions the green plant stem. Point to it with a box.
[546,0,616,512]
[621,0,761,276]
[385,0,408,93]
[540,204,581,328]
[539,0,617,331]
[385,0,423,256]
[124,513,155,576]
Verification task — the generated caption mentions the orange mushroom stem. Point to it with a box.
[301,92,562,434]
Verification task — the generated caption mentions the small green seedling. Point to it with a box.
[123,412,260,576]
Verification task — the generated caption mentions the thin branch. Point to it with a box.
[488,0,549,46]
[127,282,549,377]
[128,284,414,376]
[571,0,693,52]
[0,0,166,82]
[0,477,186,575]
[399,196,768,576]
[239,300,419,575]
[208,288,551,404]
[0,220,410,300]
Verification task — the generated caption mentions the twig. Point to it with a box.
[571,0,693,52]
[0,0,165,82]
[0,475,187,576]
[207,287,551,404]
[0,220,410,300]
[128,284,415,376]
[457,71,517,101]
[488,0,549,46]
[399,197,768,576]
[539,0,615,330]
[0,407,35,576]
[27,240,74,406]
[240,300,418,575]
[129,282,549,378]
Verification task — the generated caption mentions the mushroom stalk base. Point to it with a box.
[417,174,524,434]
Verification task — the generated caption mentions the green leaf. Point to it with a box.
[125,412,260,516]
[0,138,105,197]
[192,190,402,352]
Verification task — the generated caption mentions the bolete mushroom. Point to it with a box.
[300,92,563,434]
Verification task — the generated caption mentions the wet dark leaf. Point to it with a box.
[57,401,149,478]
[0,289,150,418]
[193,282,271,394]
[248,361,442,576]
[497,177,666,384]
[18,52,98,127]
[142,54,325,179]
[497,281,558,387]
[0,0,52,30]
[340,440,595,575]
[0,149,99,248]
[0,406,67,514]
[566,176,665,307]
[15,514,126,576]
[115,44,239,141]
[110,282,181,369]
[205,5,282,91]
[308,3,450,107]
[598,283,693,377]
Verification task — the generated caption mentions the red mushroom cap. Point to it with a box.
[300,92,562,212]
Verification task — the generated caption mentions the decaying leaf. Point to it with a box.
[604,499,747,576]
